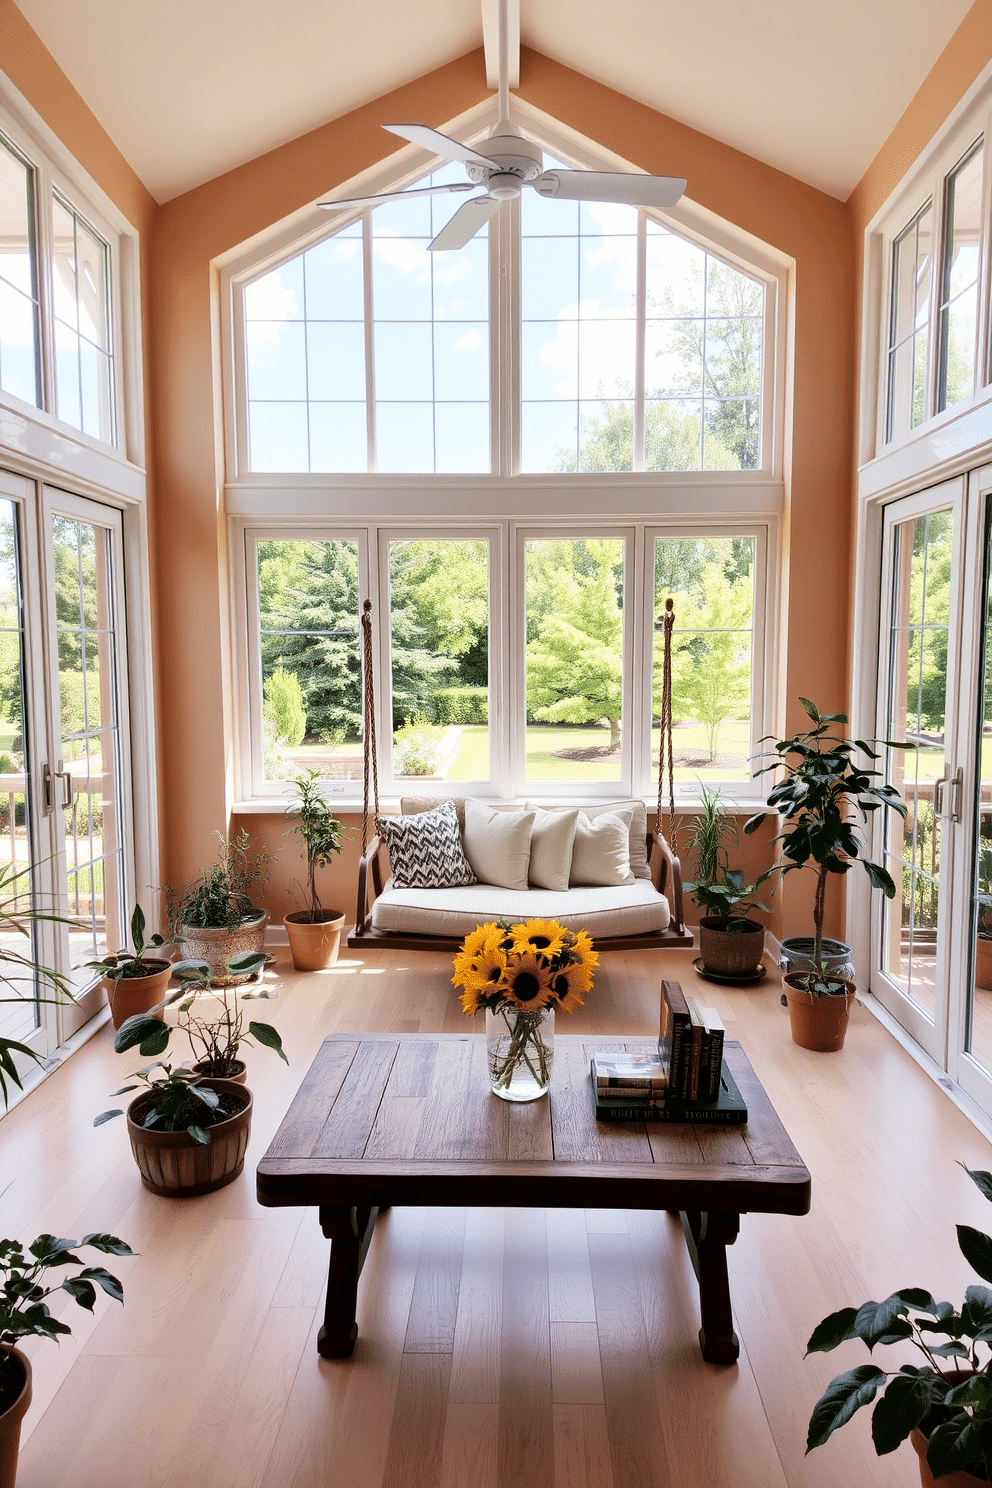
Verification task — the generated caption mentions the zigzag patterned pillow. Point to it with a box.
[377,799,477,890]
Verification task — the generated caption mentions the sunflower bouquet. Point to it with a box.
[453,919,598,1099]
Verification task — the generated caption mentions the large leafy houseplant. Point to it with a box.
[686,783,771,928]
[0,861,78,1104]
[745,697,909,994]
[806,1163,992,1483]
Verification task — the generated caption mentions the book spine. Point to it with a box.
[668,1015,692,1101]
[688,1025,703,1102]
[594,1102,747,1125]
[595,1078,667,1091]
[699,1030,725,1103]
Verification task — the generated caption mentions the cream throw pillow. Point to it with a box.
[462,798,535,891]
[528,807,579,892]
[569,807,635,887]
[528,798,650,880]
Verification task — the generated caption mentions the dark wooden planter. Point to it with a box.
[697,917,765,977]
[0,1346,31,1488]
[126,1078,252,1197]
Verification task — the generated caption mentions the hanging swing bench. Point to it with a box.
[348,600,690,953]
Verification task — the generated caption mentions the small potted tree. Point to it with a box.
[686,784,772,980]
[283,770,346,970]
[88,904,174,1029]
[745,697,909,1051]
[1,1232,133,1484]
[169,830,274,979]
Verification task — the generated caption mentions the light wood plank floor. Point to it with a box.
[4,944,992,1488]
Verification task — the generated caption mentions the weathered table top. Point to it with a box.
[256,1033,810,1216]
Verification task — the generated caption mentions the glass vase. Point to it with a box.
[485,1006,555,1101]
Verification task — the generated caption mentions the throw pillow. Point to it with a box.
[569,807,635,887]
[528,807,579,892]
[401,795,466,832]
[377,799,477,889]
[528,798,650,880]
[462,798,535,891]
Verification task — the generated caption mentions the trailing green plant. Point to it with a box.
[806,1163,992,1483]
[745,698,910,994]
[0,1232,133,1407]
[684,783,771,931]
[285,769,346,921]
[168,830,276,934]
[0,859,80,1104]
[86,903,174,983]
[94,1061,246,1145]
[113,950,285,1077]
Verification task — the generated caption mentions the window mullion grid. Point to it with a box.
[700,252,709,468]
[301,238,312,473]
[633,213,646,472]
[925,165,944,425]
[363,211,377,473]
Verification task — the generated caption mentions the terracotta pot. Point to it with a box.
[284,909,345,971]
[783,972,854,1052]
[976,935,992,993]
[178,912,267,980]
[103,958,172,1030]
[697,917,765,977]
[191,1057,247,1085]
[0,1346,31,1488]
[910,1426,987,1486]
[126,1078,252,1197]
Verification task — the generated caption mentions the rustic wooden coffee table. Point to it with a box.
[256,1032,810,1364]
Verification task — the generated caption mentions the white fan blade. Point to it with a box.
[533,171,687,208]
[429,195,501,251]
[318,182,475,211]
[383,123,496,170]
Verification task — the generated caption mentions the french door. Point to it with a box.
[872,467,992,1114]
[0,469,132,1074]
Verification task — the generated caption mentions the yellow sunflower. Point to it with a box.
[569,930,599,973]
[459,923,505,961]
[510,918,566,962]
[502,952,554,1011]
[548,961,588,1013]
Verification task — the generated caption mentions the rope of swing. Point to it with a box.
[360,599,379,857]
[656,598,676,848]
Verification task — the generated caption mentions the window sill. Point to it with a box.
[232,792,766,817]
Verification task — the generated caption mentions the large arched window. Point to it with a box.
[234,140,772,478]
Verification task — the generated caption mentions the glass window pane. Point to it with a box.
[372,235,432,320]
[521,236,578,320]
[522,320,578,401]
[887,202,932,441]
[389,539,490,783]
[653,537,755,783]
[521,400,579,473]
[51,194,115,443]
[525,538,625,784]
[938,140,983,411]
[577,400,634,472]
[644,401,703,471]
[244,259,304,321]
[308,403,368,473]
[75,218,111,351]
[52,196,77,326]
[433,237,488,320]
[303,228,362,319]
[0,499,36,1040]
[246,320,307,402]
[306,322,366,401]
[54,319,81,430]
[646,223,705,316]
[248,401,309,472]
[257,538,362,782]
[374,321,433,400]
[0,136,40,408]
[433,322,488,402]
[434,403,490,474]
[376,402,434,473]
[646,319,702,397]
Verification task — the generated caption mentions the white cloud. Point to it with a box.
[455,329,482,352]
[244,269,300,322]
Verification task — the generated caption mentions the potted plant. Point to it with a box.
[169,830,275,979]
[806,1162,992,1487]
[0,1231,133,1485]
[745,697,909,1052]
[975,845,992,993]
[95,1061,253,1198]
[0,860,83,1104]
[113,950,285,1083]
[87,904,174,1030]
[283,770,347,970]
[686,784,771,979]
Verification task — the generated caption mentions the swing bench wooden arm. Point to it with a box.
[649,830,685,933]
[354,833,387,938]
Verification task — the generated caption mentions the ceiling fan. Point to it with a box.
[317,0,687,251]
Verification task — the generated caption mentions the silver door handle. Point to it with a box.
[934,768,963,822]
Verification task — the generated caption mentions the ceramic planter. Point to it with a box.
[783,972,854,1052]
[126,1077,252,1197]
[781,936,855,982]
[284,909,345,971]
[975,934,992,993]
[0,1346,31,1488]
[697,916,765,978]
[178,912,267,980]
[910,1426,986,1486]
[103,958,172,1030]
[191,1057,247,1085]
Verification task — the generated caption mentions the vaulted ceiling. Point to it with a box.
[12,0,975,204]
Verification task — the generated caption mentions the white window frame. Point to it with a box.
[231,515,775,810]
[219,100,788,488]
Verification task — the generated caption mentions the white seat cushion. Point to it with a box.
[370,878,671,940]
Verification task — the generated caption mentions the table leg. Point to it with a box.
[316,1204,380,1358]
[679,1209,740,1364]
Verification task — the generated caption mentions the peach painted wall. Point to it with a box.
[148,46,855,941]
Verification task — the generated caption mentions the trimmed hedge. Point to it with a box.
[431,686,489,726]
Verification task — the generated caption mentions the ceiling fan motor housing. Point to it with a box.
[466,131,544,195]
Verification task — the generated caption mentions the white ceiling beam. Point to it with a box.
[482,0,520,89]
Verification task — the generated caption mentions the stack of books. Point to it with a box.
[590,980,748,1125]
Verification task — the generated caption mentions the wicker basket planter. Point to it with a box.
[697,916,765,977]
[178,912,267,981]
[126,1077,252,1197]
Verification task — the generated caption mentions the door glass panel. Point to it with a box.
[52,515,125,990]
[524,538,624,785]
[0,137,41,408]
[389,539,490,784]
[881,510,954,1017]
[966,510,992,1071]
[0,499,36,1044]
